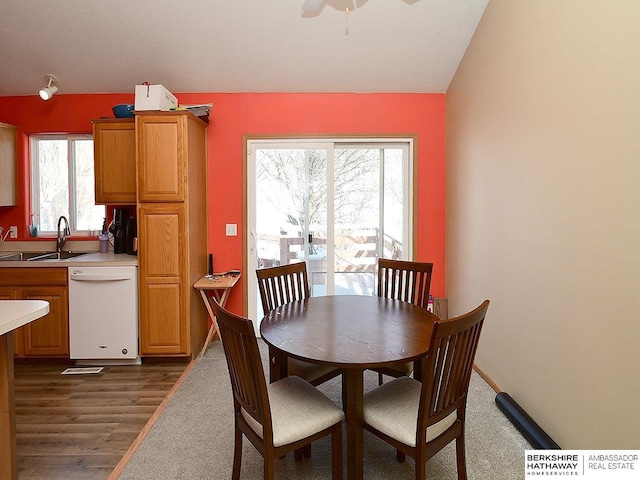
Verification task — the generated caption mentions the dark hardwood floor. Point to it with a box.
[14,360,188,479]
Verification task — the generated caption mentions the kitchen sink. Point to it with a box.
[0,251,96,261]
[0,252,23,261]
[27,251,95,261]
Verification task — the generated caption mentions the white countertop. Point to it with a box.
[0,300,50,336]
[0,251,138,267]
[58,251,138,266]
[0,241,137,267]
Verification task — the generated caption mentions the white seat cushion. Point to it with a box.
[242,375,344,447]
[288,357,338,383]
[381,361,413,376]
[363,376,456,447]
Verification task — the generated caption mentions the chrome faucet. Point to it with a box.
[57,215,71,254]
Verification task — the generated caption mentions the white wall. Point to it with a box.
[446,0,640,448]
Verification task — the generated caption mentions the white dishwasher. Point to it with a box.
[68,266,139,364]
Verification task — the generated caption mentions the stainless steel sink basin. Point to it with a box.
[0,252,23,261]
[0,251,96,261]
[27,251,95,261]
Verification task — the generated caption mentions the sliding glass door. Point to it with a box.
[247,138,413,327]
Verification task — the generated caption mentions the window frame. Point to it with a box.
[30,133,103,236]
[245,134,416,325]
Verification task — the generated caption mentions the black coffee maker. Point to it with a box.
[110,208,129,254]
[125,217,137,255]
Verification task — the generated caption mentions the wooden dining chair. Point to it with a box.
[211,298,344,480]
[375,258,434,384]
[256,263,342,387]
[362,300,490,480]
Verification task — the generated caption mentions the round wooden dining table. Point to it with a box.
[260,295,437,480]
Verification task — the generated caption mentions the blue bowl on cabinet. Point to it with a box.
[112,104,135,118]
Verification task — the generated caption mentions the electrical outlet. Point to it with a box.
[225,224,237,236]
[9,226,17,239]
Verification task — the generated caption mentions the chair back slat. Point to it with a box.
[211,299,272,433]
[420,300,489,428]
[257,262,310,313]
[377,258,433,309]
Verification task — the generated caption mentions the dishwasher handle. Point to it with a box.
[70,271,133,282]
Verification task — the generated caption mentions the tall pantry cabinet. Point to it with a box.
[136,111,208,357]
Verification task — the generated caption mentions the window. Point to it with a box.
[30,135,105,235]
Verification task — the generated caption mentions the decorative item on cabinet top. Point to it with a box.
[112,104,135,118]
[171,103,212,124]
[134,83,178,111]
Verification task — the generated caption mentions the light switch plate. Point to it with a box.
[9,226,17,239]
[225,224,237,236]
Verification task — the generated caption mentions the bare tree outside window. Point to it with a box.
[31,135,105,235]
[255,144,406,296]
[256,148,380,233]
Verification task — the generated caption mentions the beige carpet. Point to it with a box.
[118,340,530,479]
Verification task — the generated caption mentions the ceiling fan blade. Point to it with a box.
[302,0,325,12]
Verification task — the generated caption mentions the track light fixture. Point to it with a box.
[39,74,59,100]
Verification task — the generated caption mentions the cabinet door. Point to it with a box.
[93,119,136,204]
[136,114,185,203]
[0,287,18,300]
[0,122,17,206]
[138,204,188,355]
[20,287,69,357]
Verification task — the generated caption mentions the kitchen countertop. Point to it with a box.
[0,300,50,335]
[0,299,51,480]
[0,251,138,267]
[0,241,137,267]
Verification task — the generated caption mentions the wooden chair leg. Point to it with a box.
[396,449,406,463]
[264,450,275,480]
[414,448,426,480]
[331,424,343,480]
[456,435,467,480]
[378,372,384,385]
[294,448,303,461]
[232,425,242,480]
[415,456,426,480]
[303,444,311,458]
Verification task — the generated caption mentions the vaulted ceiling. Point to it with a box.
[0,0,488,97]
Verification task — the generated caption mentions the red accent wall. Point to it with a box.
[0,92,446,311]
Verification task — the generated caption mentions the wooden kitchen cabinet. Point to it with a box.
[92,118,136,205]
[0,268,69,358]
[21,287,68,356]
[0,122,17,206]
[136,111,208,357]
[137,204,186,355]
[136,113,185,202]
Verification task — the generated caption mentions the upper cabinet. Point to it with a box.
[0,122,17,206]
[92,118,136,205]
[136,112,199,202]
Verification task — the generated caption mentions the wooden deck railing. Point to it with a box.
[271,229,402,273]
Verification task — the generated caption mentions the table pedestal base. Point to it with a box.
[344,369,364,480]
